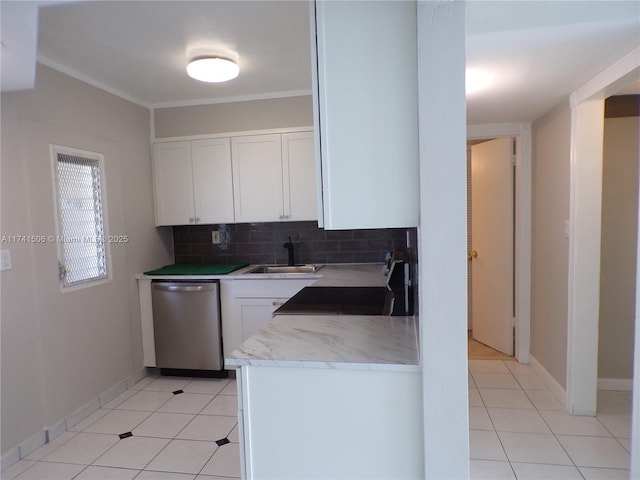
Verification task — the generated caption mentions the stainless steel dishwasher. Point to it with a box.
[151,280,225,375]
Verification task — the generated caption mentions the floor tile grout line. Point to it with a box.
[3,376,239,480]
[21,430,79,463]
[130,378,238,477]
[470,367,631,473]
[529,383,633,473]
[194,424,238,478]
[528,382,585,472]
[475,363,585,475]
[71,386,230,474]
[594,410,627,441]
[133,433,213,476]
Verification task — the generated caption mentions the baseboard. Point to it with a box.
[16,430,47,460]
[64,397,101,432]
[528,354,568,410]
[0,446,20,471]
[1,367,149,472]
[597,377,633,391]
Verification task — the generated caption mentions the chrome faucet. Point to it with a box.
[283,236,295,266]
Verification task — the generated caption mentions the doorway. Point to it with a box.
[467,137,515,359]
[466,123,532,365]
[565,58,639,474]
[597,98,638,391]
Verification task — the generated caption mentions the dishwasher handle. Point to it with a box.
[152,283,217,293]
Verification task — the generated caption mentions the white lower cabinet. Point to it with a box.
[236,365,424,479]
[237,298,286,341]
[220,279,316,366]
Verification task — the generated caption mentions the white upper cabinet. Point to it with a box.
[152,138,234,226]
[191,138,235,224]
[311,0,419,229]
[232,134,284,223]
[153,129,316,226]
[153,141,195,226]
[282,131,317,221]
[232,132,318,223]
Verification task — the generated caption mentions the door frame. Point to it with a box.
[467,123,532,364]
[566,48,639,419]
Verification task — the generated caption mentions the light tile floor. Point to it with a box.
[3,360,634,479]
[3,375,241,480]
[469,359,632,479]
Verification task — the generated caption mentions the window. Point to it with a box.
[52,145,109,288]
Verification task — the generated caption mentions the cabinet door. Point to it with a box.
[152,141,195,226]
[282,132,317,221]
[221,279,316,366]
[232,134,284,223]
[239,297,282,341]
[313,1,419,229]
[191,138,235,224]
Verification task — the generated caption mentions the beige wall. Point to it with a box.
[598,115,639,380]
[154,95,313,138]
[530,100,572,388]
[0,64,173,453]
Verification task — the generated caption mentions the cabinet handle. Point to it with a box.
[272,301,278,306]
[189,217,195,223]
[195,217,200,223]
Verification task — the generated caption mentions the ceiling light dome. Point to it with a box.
[187,56,239,83]
[466,68,493,95]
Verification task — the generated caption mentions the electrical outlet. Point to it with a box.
[211,231,221,244]
[1,249,12,271]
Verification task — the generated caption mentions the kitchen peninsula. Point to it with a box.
[138,263,422,478]
[226,264,423,480]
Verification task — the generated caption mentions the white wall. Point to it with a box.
[154,96,313,139]
[417,2,469,477]
[0,64,173,454]
[530,100,572,388]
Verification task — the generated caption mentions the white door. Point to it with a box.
[191,138,235,224]
[231,134,284,223]
[282,132,317,221]
[470,137,514,356]
[239,298,281,341]
[152,141,195,226]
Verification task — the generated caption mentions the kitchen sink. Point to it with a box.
[244,264,324,274]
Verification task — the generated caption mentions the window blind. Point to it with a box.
[54,149,108,287]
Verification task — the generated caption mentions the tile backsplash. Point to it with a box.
[172,221,413,266]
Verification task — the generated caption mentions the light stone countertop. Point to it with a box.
[225,263,420,372]
[137,263,419,371]
[136,262,387,284]
[225,314,420,371]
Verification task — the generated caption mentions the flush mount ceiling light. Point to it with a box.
[186,56,239,83]
[466,68,493,95]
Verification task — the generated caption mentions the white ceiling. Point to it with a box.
[36,0,313,107]
[2,1,639,124]
[465,1,640,123]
